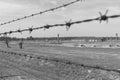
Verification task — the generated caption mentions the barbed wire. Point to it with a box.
[0,0,84,26]
[0,75,20,79]
[1,10,120,36]
[0,49,120,74]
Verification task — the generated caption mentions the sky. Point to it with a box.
[0,0,120,38]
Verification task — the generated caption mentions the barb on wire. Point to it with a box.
[3,32,7,36]
[65,19,72,31]
[17,29,22,34]
[99,9,109,23]
[9,31,13,35]
[1,13,120,36]
[28,26,33,34]
[0,0,83,26]
[44,25,51,30]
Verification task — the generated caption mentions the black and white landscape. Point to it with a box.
[0,0,120,80]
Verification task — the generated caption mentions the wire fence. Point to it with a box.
[0,12,120,36]
[0,75,19,79]
[0,49,120,74]
[0,0,120,77]
[0,0,83,26]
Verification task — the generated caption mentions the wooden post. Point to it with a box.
[57,34,60,44]
[116,33,119,40]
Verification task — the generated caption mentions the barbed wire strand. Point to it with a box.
[0,75,20,79]
[0,50,120,74]
[0,0,84,26]
[1,13,120,36]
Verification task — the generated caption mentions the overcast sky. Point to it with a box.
[0,0,120,38]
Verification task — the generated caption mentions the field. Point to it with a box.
[0,41,120,80]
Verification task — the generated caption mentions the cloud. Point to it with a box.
[0,1,27,21]
[0,1,23,13]
[49,0,58,5]
[0,0,40,6]
[107,6,120,14]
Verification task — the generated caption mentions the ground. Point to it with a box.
[0,41,120,80]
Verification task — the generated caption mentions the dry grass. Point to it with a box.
[0,41,120,80]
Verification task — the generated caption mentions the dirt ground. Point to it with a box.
[0,41,120,80]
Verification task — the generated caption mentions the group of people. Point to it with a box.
[5,39,24,49]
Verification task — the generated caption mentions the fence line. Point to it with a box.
[1,0,120,77]
[0,12,120,36]
[0,49,120,74]
[0,75,20,79]
[0,0,83,26]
